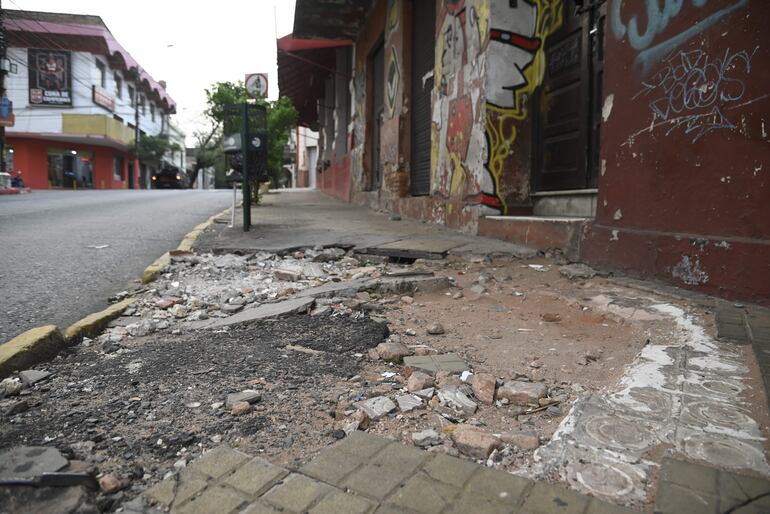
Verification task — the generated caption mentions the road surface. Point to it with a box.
[0,189,232,342]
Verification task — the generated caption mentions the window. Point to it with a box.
[114,73,122,98]
[140,95,146,115]
[113,156,124,181]
[150,102,155,122]
[128,85,135,107]
[95,60,106,88]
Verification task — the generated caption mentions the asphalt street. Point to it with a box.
[0,189,231,343]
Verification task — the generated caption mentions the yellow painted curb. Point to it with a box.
[63,298,135,342]
[0,325,64,379]
[141,207,230,284]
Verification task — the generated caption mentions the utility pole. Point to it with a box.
[242,102,251,231]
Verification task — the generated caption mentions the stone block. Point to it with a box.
[174,485,248,514]
[396,394,424,413]
[262,474,332,513]
[386,473,458,514]
[333,432,392,459]
[464,467,531,506]
[309,491,377,514]
[407,371,435,392]
[436,387,477,418]
[422,453,479,488]
[450,425,501,460]
[356,396,397,420]
[519,482,590,513]
[369,442,428,473]
[300,447,364,485]
[224,458,288,496]
[497,381,547,406]
[471,373,497,405]
[188,446,249,479]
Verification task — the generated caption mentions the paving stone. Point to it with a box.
[654,480,720,514]
[386,473,458,514]
[717,322,749,341]
[464,467,532,506]
[369,440,428,473]
[443,494,511,514]
[450,425,501,459]
[188,446,249,479]
[174,485,248,514]
[343,463,414,500]
[519,482,590,513]
[300,446,365,485]
[224,458,288,496]
[262,474,333,513]
[718,468,770,500]
[309,490,377,514]
[422,453,479,488]
[497,381,548,406]
[403,354,469,374]
[659,458,718,494]
[144,469,208,509]
[18,369,52,386]
[396,394,424,413]
[584,499,640,514]
[356,396,397,419]
[0,446,68,479]
[333,431,392,459]
[240,501,283,514]
[225,390,262,408]
[192,297,315,329]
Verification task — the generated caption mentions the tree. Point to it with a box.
[201,81,298,188]
[134,135,181,168]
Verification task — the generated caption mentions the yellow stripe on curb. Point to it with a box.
[0,325,64,379]
[63,298,135,342]
[142,207,231,284]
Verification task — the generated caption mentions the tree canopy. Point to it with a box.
[134,135,181,167]
[201,81,298,187]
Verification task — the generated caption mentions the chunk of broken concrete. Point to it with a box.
[226,390,262,408]
[413,387,435,400]
[497,381,548,406]
[406,371,435,392]
[436,387,477,418]
[395,394,424,413]
[19,370,50,388]
[375,342,412,363]
[501,431,540,450]
[471,373,497,405]
[274,265,303,281]
[0,446,68,479]
[450,425,501,460]
[559,263,597,280]
[355,396,396,420]
[412,429,441,448]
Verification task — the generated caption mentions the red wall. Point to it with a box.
[7,137,134,190]
[583,0,770,303]
[318,153,352,202]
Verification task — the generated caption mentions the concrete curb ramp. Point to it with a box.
[142,208,230,284]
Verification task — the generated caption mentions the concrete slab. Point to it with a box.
[0,446,68,479]
[363,238,464,260]
[186,297,316,330]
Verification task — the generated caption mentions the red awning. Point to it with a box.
[277,34,351,128]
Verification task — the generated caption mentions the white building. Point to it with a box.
[3,10,177,189]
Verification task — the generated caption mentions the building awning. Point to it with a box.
[293,0,370,40]
[277,34,351,128]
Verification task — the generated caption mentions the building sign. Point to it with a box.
[245,73,268,97]
[0,95,14,127]
[28,49,72,106]
[92,85,116,112]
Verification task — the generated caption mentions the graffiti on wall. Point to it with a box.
[386,46,401,118]
[637,47,757,143]
[610,0,750,75]
[468,0,563,212]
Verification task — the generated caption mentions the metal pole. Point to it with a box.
[241,103,251,231]
[0,5,7,176]
[134,74,140,189]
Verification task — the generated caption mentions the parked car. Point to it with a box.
[152,166,189,189]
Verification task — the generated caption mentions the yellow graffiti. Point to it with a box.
[387,0,400,35]
[486,0,563,213]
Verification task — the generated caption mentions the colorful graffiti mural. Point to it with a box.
[610,0,750,75]
[470,0,563,212]
[386,46,400,118]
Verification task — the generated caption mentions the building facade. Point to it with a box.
[280,0,769,304]
[3,10,176,190]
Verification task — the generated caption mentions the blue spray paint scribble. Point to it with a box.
[611,0,749,75]
[638,47,756,142]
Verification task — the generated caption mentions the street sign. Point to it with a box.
[245,73,268,97]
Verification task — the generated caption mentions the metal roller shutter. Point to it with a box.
[410,0,435,196]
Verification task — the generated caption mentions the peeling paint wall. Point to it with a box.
[584,0,770,303]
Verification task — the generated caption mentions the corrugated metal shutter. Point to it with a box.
[410,0,435,196]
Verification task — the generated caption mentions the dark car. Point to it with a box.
[152,166,189,189]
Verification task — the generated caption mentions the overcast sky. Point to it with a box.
[6,0,297,144]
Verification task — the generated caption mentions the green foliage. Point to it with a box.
[202,81,298,188]
[133,135,181,166]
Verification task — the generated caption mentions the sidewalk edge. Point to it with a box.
[142,207,230,284]
[0,325,64,379]
[63,298,135,343]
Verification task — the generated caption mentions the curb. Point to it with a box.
[1,207,230,378]
[63,298,135,343]
[0,325,64,379]
[142,207,230,284]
